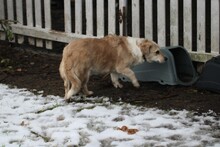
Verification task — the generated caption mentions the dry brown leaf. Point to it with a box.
[127,129,139,135]
[117,126,138,135]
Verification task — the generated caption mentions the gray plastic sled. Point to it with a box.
[121,46,198,86]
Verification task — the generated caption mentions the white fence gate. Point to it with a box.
[0,0,219,62]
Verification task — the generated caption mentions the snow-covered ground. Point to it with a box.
[0,84,220,147]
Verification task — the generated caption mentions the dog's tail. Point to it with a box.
[59,59,71,98]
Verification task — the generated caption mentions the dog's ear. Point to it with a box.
[145,44,152,55]
[138,40,152,55]
[136,39,148,47]
[147,43,152,52]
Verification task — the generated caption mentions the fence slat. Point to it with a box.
[16,0,24,44]
[64,0,72,33]
[7,0,14,20]
[7,0,15,42]
[108,0,116,35]
[44,0,52,49]
[211,0,220,54]
[183,0,192,51]
[157,0,166,46]
[26,0,35,45]
[96,0,104,37]
[144,0,153,40]
[86,0,93,36]
[75,0,82,34]
[34,0,43,47]
[170,0,178,45]
[132,0,139,37]
[119,0,127,36]
[0,0,5,40]
[197,0,206,53]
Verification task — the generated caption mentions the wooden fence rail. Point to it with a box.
[0,0,219,62]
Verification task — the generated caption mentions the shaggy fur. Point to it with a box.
[59,35,166,100]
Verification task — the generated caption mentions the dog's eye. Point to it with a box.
[155,51,160,55]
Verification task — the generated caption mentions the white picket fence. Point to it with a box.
[0,0,219,62]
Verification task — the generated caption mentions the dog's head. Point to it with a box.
[137,39,167,63]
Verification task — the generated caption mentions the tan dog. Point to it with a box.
[59,35,166,100]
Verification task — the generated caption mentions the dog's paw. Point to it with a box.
[86,91,94,96]
[113,83,123,88]
[133,82,140,88]
[118,84,123,88]
[65,98,73,103]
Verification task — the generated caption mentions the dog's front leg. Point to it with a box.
[116,68,140,88]
[110,73,123,88]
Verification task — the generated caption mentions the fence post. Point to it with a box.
[16,0,24,44]
[144,0,153,40]
[211,0,220,54]
[108,0,116,35]
[7,0,15,42]
[26,0,35,45]
[132,0,140,37]
[0,0,5,40]
[44,0,52,49]
[170,0,178,46]
[86,0,93,36]
[183,0,192,51]
[157,0,166,46]
[119,0,127,36]
[64,0,72,33]
[197,0,206,53]
[75,0,82,34]
[97,0,104,37]
[34,0,43,47]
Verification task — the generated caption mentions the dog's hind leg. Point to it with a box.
[110,73,123,88]
[82,85,94,96]
[64,80,71,98]
[65,70,82,100]
[81,71,94,96]
[66,85,80,100]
